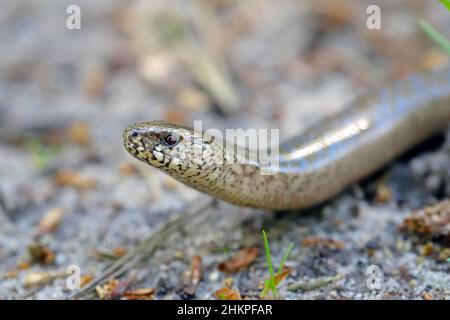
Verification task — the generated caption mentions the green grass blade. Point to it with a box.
[440,0,450,11]
[259,279,270,298]
[419,19,450,55]
[276,242,294,275]
[262,230,277,296]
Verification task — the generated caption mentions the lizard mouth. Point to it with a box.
[124,142,138,156]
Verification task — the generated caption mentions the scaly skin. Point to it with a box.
[123,68,450,210]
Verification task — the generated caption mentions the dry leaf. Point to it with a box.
[110,277,134,299]
[271,267,292,287]
[400,200,450,237]
[28,244,55,265]
[83,67,105,98]
[123,288,155,300]
[23,271,60,288]
[423,292,433,300]
[260,267,292,298]
[218,247,259,274]
[213,287,241,300]
[312,0,354,25]
[421,48,449,70]
[37,207,63,235]
[118,163,137,176]
[191,255,203,285]
[96,279,120,299]
[54,170,96,189]
[80,274,93,288]
[112,246,128,258]
[66,121,91,145]
[301,237,345,250]
[17,261,31,270]
[163,109,186,124]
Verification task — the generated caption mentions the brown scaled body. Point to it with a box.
[124,68,450,210]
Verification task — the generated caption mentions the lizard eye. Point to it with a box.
[162,133,180,147]
[131,131,139,138]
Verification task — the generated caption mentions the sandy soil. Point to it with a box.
[0,0,449,299]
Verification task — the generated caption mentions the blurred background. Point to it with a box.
[0,0,449,300]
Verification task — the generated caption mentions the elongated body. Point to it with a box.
[124,68,450,210]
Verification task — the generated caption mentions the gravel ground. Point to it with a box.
[0,0,449,300]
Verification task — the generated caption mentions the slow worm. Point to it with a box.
[123,68,450,210]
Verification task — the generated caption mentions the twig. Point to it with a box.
[419,19,450,55]
[176,1,240,114]
[68,197,216,299]
[287,274,344,292]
